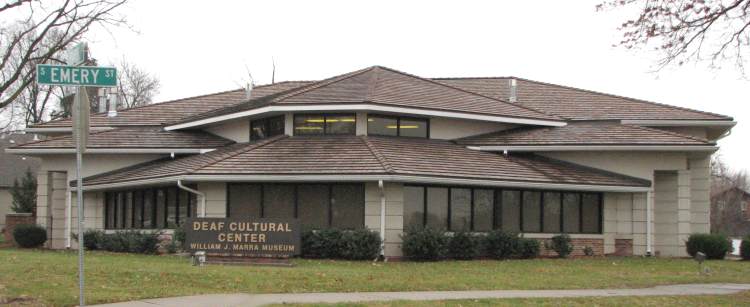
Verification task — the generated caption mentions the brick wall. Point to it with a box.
[2,213,36,245]
[537,238,604,257]
[613,239,633,256]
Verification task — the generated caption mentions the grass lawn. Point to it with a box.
[276,291,750,307]
[1,248,750,306]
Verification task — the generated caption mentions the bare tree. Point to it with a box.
[0,0,128,112]
[599,0,750,73]
[116,58,160,109]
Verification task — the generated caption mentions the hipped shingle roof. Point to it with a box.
[80,136,650,188]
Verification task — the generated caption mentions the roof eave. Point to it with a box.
[164,104,566,131]
[620,120,736,127]
[465,145,718,152]
[76,174,649,193]
[25,126,115,133]
[5,148,216,155]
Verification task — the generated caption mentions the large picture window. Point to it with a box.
[227,183,365,230]
[404,185,602,234]
[104,186,196,230]
[367,114,428,138]
[250,115,285,141]
[294,114,356,136]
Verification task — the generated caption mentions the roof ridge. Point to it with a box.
[626,124,713,144]
[360,136,394,173]
[511,76,733,121]
[187,135,288,174]
[269,66,377,103]
[375,66,562,121]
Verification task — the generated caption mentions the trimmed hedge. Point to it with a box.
[448,231,480,260]
[548,234,574,258]
[401,227,448,261]
[685,233,731,260]
[484,230,520,259]
[13,224,47,248]
[301,228,381,260]
[82,231,160,254]
[741,236,750,261]
[517,237,541,259]
[82,229,104,250]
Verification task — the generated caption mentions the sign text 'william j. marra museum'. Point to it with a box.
[7,66,735,258]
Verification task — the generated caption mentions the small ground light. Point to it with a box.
[193,251,206,266]
[695,252,708,275]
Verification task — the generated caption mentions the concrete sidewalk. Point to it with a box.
[94,283,750,307]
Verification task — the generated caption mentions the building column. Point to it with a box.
[365,182,404,258]
[677,169,692,255]
[198,182,227,218]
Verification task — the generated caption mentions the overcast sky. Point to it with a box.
[84,0,748,173]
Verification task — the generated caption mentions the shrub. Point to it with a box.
[549,234,574,258]
[741,236,750,261]
[172,227,186,249]
[401,227,448,261]
[10,168,36,214]
[83,230,104,250]
[516,237,540,259]
[686,233,731,260]
[484,230,519,259]
[301,229,344,259]
[99,231,160,254]
[13,224,46,248]
[583,245,595,257]
[448,231,480,260]
[340,229,382,260]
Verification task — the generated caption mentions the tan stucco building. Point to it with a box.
[8,66,734,258]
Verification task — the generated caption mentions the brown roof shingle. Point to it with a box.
[435,77,732,121]
[455,122,714,146]
[12,127,234,149]
[28,81,313,129]
[81,135,649,188]
[174,66,562,126]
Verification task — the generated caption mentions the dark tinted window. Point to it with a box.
[399,117,428,138]
[367,114,428,138]
[543,192,561,233]
[263,184,295,218]
[297,184,329,229]
[294,114,355,136]
[331,184,364,229]
[563,193,581,233]
[404,186,425,228]
[250,115,285,140]
[473,189,494,231]
[450,188,471,231]
[228,184,262,218]
[500,190,521,232]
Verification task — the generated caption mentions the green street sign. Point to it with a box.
[36,64,117,87]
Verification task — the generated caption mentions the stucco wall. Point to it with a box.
[540,151,688,181]
[199,182,227,218]
[205,119,249,143]
[429,117,514,140]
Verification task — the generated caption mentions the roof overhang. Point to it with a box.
[620,120,736,127]
[75,174,650,193]
[466,145,718,152]
[25,126,115,133]
[165,104,567,131]
[5,148,216,155]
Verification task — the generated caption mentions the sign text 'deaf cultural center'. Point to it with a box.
[184,218,301,257]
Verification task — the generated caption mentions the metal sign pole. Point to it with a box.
[75,86,86,306]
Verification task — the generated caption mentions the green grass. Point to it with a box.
[1,248,750,306]
[276,291,750,307]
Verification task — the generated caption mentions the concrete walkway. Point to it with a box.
[94,283,750,307]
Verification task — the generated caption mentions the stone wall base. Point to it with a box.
[538,238,604,257]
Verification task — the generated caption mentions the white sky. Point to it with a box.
[83,0,748,172]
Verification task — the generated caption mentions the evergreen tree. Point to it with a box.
[10,168,37,214]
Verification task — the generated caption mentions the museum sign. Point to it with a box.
[184,218,301,257]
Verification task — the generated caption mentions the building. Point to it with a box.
[7,66,735,258]
[0,134,42,232]
[711,186,750,236]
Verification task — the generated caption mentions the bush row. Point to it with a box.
[80,230,161,254]
[400,227,574,261]
[301,228,382,260]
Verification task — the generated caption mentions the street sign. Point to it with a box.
[36,64,117,87]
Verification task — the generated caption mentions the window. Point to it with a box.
[250,115,285,141]
[500,190,521,232]
[404,185,602,234]
[105,187,196,230]
[226,183,365,229]
[294,114,356,136]
[331,184,365,229]
[426,187,449,229]
[367,114,428,138]
[404,186,425,228]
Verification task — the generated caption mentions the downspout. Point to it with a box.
[378,180,386,260]
[646,189,654,256]
[178,180,206,217]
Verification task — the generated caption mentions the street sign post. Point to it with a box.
[37,64,117,87]
[36,50,116,306]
